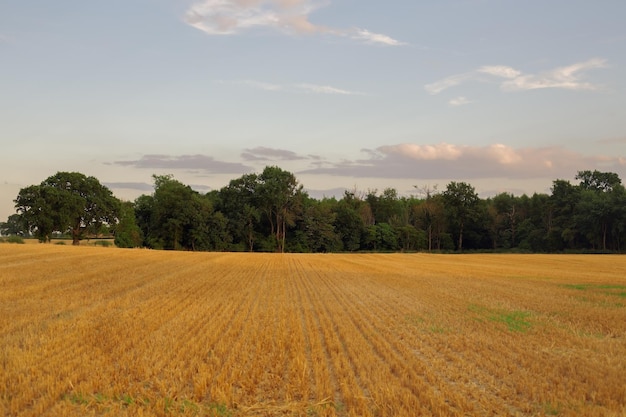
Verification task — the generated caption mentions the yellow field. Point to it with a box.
[1,245,625,417]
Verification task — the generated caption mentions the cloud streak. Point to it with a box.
[184,0,404,46]
[222,79,364,95]
[426,58,608,95]
[242,147,310,161]
[449,96,472,107]
[114,154,252,174]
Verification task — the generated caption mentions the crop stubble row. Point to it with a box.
[1,245,625,416]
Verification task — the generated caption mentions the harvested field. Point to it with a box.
[1,244,625,416]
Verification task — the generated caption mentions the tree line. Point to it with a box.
[3,168,626,253]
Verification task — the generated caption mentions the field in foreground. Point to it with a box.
[1,245,625,417]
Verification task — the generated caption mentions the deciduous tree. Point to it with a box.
[14,172,120,244]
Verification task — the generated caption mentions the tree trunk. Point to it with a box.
[72,226,80,245]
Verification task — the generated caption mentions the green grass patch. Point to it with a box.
[469,304,533,332]
[561,283,626,299]
[491,310,532,332]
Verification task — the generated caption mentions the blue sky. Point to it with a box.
[1,0,625,221]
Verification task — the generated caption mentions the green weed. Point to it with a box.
[469,304,533,332]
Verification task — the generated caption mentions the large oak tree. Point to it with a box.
[14,172,120,244]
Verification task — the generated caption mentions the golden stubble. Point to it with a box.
[1,245,625,416]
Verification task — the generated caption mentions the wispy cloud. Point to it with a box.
[114,154,252,174]
[449,96,472,107]
[426,58,608,95]
[233,80,284,91]
[242,147,312,161]
[350,28,407,46]
[222,79,364,95]
[103,182,154,192]
[424,73,474,95]
[300,142,625,180]
[294,83,361,95]
[184,0,405,46]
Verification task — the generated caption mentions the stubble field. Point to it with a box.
[1,244,625,417]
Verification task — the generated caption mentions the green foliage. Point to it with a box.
[9,167,625,253]
[114,201,143,248]
[442,181,481,251]
[6,235,25,244]
[14,172,120,245]
[136,175,230,251]
[0,214,27,236]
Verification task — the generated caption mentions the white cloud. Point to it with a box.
[478,65,521,79]
[294,83,361,95]
[300,142,626,181]
[380,143,462,160]
[426,58,607,95]
[242,146,313,161]
[184,0,404,46]
[350,28,407,46]
[238,80,284,91]
[449,96,472,107]
[225,79,362,95]
[500,58,608,92]
[424,73,473,95]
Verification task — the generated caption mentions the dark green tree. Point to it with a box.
[413,186,446,251]
[575,171,624,250]
[14,172,120,244]
[333,192,366,251]
[297,198,341,253]
[0,214,28,237]
[442,181,480,251]
[576,170,621,192]
[218,173,261,251]
[487,193,525,249]
[136,175,230,251]
[113,201,143,248]
[256,166,304,252]
[549,179,582,250]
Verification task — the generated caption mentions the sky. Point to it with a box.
[1,0,626,222]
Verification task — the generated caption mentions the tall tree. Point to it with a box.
[256,166,303,252]
[442,181,480,251]
[413,186,446,251]
[549,179,581,250]
[575,171,624,250]
[140,174,229,251]
[333,191,366,251]
[218,173,261,251]
[113,201,143,248]
[296,197,341,252]
[576,170,621,192]
[488,193,523,249]
[14,172,120,244]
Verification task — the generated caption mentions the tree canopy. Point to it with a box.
[13,172,120,245]
[5,168,626,253]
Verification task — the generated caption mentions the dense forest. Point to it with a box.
[3,167,626,253]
